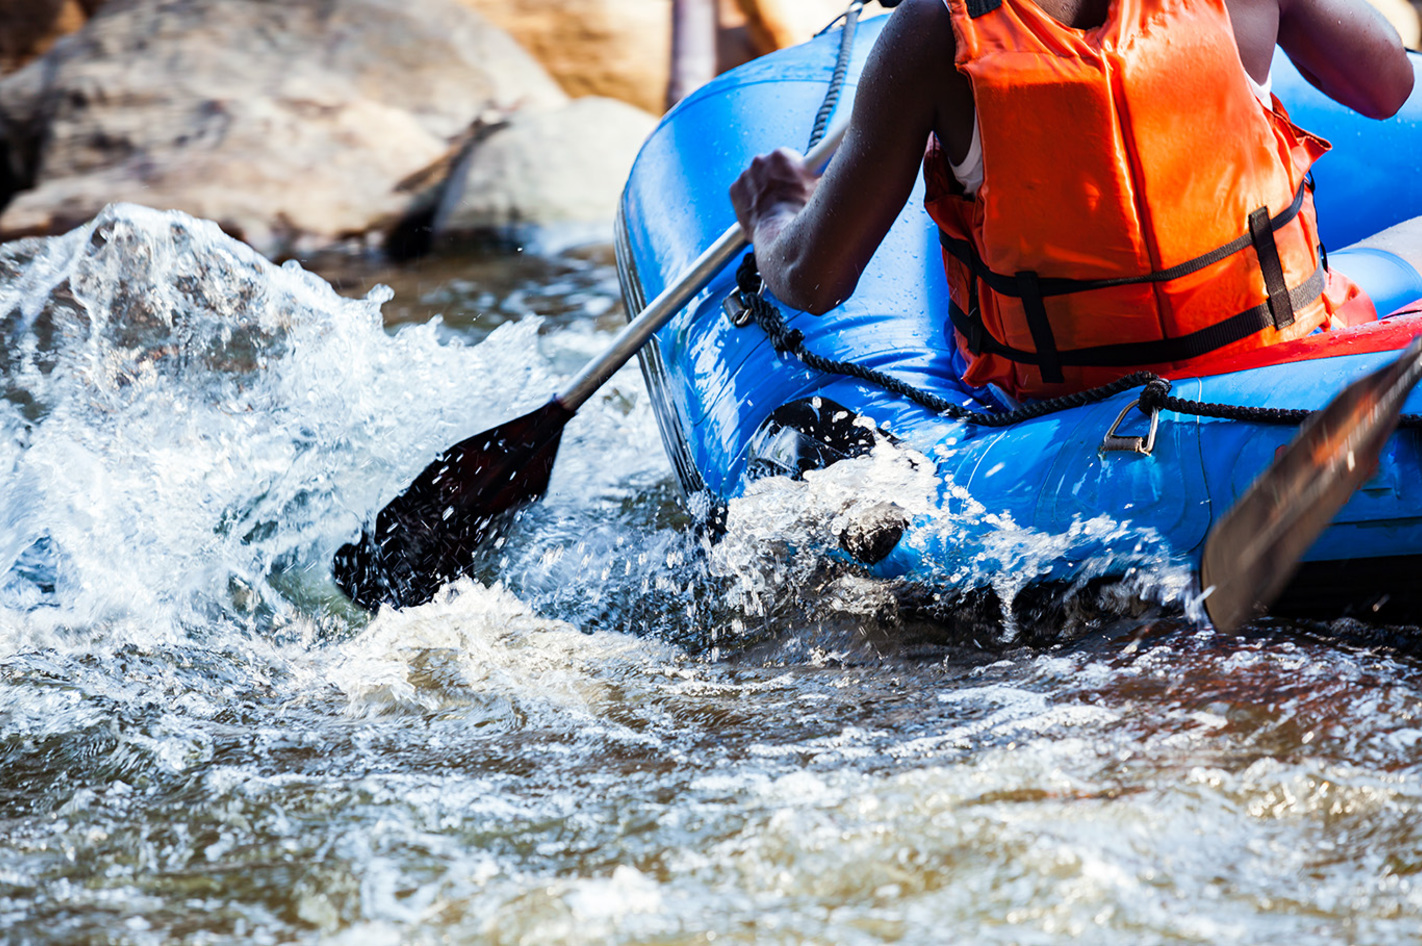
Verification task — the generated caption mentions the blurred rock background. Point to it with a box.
[0,0,848,259]
[0,0,1416,260]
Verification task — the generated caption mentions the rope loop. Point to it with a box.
[736,252,762,295]
[1139,376,1173,414]
[776,329,805,354]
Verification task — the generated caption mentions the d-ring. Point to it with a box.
[1101,399,1159,455]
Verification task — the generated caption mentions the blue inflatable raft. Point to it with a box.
[614,13,1422,621]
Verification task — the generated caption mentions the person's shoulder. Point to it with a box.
[888,0,955,28]
[874,0,956,62]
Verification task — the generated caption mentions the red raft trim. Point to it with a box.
[1164,304,1422,380]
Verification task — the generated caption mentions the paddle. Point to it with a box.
[332,121,851,611]
[1199,334,1422,633]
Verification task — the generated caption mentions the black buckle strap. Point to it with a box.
[963,276,983,355]
[965,0,1002,16]
[948,264,1325,370]
[1249,206,1295,329]
[1016,270,1063,383]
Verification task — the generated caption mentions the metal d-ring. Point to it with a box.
[1101,398,1160,455]
[722,290,754,327]
[723,274,768,328]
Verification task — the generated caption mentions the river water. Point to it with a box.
[2,204,1421,944]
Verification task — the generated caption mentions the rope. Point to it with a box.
[733,255,1422,429]
[807,0,862,149]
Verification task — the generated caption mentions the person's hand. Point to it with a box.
[729,148,820,243]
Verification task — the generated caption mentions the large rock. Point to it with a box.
[434,96,657,247]
[459,0,674,115]
[456,0,847,115]
[732,0,861,53]
[0,0,568,256]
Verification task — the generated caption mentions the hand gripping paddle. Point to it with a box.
[332,122,851,610]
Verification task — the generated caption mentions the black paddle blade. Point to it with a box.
[1200,335,1422,633]
[332,398,576,611]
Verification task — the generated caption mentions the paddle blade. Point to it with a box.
[1200,335,1422,633]
[332,398,575,611]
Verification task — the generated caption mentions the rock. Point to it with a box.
[458,0,674,115]
[455,0,783,115]
[433,96,658,248]
[0,0,568,257]
[732,0,856,53]
[0,0,100,76]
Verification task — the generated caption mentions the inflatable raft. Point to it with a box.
[614,12,1422,620]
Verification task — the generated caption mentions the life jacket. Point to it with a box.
[924,0,1372,399]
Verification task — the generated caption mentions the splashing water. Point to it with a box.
[0,206,544,644]
[0,202,1189,654]
[710,438,1197,651]
[2,205,1421,945]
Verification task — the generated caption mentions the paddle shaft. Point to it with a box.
[557,119,850,411]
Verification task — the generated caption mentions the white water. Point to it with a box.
[2,205,1421,945]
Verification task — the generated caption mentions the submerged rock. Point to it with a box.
[433,96,657,248]
[0,0,571,257]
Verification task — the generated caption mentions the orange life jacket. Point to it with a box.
[924,0,1369,399]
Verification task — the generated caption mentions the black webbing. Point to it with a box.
[947,264,1325,368]
[1249,205,1295,328]
[1016,270,1064,383]
[966,0,1002,15]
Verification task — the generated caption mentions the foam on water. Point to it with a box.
[0,204,636,654]
[706,435,1196,651]
[330,579,679,725]
[710,443,939,617]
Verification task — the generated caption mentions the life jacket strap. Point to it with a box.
[941,181,1320,372]
[966,0,1003,16]
[1016,270,1064,383]
[947,263,1325,369]
[1248,205,1295,329]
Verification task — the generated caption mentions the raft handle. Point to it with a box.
[1101,399,1159,456]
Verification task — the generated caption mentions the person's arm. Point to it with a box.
[728,0,967,313]
[1276,0,1413,118]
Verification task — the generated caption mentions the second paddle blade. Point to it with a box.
[1200,336,1422,633]
[332,398,575,611]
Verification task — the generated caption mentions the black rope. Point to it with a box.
[808,0,862,149]
[734,254,1422,429]
[1131,363,1422,428]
